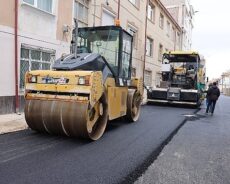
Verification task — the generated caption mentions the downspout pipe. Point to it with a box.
[174,29,176,50]
[117,0,120,19]
[181,4,185,50]
[93,0,96,27]
[114,0,121,26]
[14,0,19,113]
[143,0,149,83]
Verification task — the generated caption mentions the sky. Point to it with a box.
[190,0,230,80]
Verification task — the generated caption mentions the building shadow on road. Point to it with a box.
[146,101,201,110]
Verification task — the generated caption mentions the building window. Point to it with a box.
[176,32,180,45]
[144,70,152,87]
[146,37,153,57]
[131,67,136,77]
[24,0,34,4]
[158,44,163,61]
[148,2,155,22]
[102,10,115,26]
[129,0,139,7]
[155,73,161,87]
[166,21,170,37]
[23,0,53,13]
[127,25,138,49]
[172,27,176,42]
[20,47,55,89]
[74,0,88,27]
[159,13,164,29]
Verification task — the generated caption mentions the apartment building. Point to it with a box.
[144,0,181,86]
[220,72,230,96]
[0,0,73,114]
[161,0,195,50]
[0,0,181,114]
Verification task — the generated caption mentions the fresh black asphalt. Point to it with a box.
[135,96,230,184]
[0,105,196,184]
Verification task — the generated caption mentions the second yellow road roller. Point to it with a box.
[24,25,143,140]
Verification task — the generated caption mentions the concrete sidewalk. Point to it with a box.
[135,95,230,184]
[0,113,28,134]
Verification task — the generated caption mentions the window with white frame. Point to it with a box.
[23,0,53,13]
[148,2,155,22]
[159,13,164,29]
[74,0,88,27]
[127,25,138,49]
[20,47,55,89]
[146,37,153,57]
[176,32,180,45]
[102,10,115,26]
[155,73,161,87]
[166,21,170,37]
[158,44,163,61]
[144,70,152,87]
[129,0,139,7]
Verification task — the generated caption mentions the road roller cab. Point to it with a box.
[24,26,143,140]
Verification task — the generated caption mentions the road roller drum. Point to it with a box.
[25,93,108,140]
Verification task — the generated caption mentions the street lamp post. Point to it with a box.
[221,74,225,93]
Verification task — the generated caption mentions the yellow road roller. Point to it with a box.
[24,26,143,140]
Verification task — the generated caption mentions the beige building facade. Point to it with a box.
[83,0,181,86]
[144,0,181,86]
[161,0,195,50]
[0,0,181,114]
[0,0,73,114]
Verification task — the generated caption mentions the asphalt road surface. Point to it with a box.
[135,96,230,184]
[0,105,196,184]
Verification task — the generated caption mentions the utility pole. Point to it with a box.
[14,0,19,113]
[222,74,224,93]
[143,0,149,83]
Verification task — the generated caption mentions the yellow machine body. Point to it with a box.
[25,70,143,140]
[25,70,102,106]
[25,70,143,119]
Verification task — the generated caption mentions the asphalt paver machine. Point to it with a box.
[147,51,206,107]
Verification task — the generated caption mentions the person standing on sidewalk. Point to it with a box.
[206,82,220,115]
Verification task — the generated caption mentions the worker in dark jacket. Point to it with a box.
[205,83,213,107]
[206,82,220,115]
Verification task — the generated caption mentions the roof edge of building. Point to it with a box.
[154,0,182,32]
